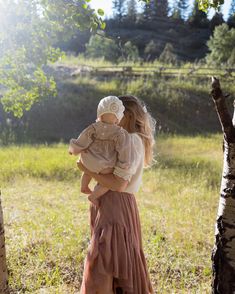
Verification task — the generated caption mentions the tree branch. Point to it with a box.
[211,77,235,143]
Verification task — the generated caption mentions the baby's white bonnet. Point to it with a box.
[97,96,125,122]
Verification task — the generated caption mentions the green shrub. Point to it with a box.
[85,34,120,62]
[159,43,178,64]
[207,23,235,66]
[120,41,139,62]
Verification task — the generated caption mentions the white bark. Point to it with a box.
[211,78,235,293]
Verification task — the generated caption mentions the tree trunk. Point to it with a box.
[0,191,8,293]
[211,77,235,293]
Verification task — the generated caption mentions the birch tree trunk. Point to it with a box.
[0,191,8,293]
[211,77,235,294]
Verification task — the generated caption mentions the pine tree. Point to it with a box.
[171,1,181,20]
[178,0,189,20]
[228,0,235,28]
[155,0,169,18]
[144,40,162,60]
[152,0,169,19]
[229,0,235,16]
[142,1,152,21]
[149,0,158,20]
[206,24,234,65]
[113,0,126,22]
[209,11,224,31]
[189,0,209,28]
[159,43,178,64]
[127,0,137,22]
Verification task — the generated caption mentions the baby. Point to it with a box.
[69,96,131,206]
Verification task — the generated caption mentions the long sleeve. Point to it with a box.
[114,131,142,181]
[69,124,95,155]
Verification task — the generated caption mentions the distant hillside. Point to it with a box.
[105,18,211,62]
[56,15,216,62]
[1,62,235,144]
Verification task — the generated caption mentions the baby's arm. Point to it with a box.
[69,124,95,155]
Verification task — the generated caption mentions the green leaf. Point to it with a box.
[97,9,104,16]
[197,0,224,11]
[100,22,106,30]
[90,22,98,32]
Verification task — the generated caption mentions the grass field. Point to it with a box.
[0,134,224,293]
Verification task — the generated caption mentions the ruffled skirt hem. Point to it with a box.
[80,191,153,294]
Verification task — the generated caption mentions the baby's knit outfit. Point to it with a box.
[69,121,132,181]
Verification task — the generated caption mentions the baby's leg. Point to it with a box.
[88,184,109,206]
[81,173,92,194]
[88,167,114,205]
[88,168,113,205]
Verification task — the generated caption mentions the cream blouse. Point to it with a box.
[114,133,145,194]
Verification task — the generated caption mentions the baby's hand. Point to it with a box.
[68,145,74,155]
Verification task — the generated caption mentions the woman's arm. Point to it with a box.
[77,161,128,192]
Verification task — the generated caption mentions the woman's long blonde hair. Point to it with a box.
[118,95,156,167]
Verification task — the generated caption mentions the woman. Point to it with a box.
[77,95,156,294]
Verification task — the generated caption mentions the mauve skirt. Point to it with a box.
[80,190,154,294]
